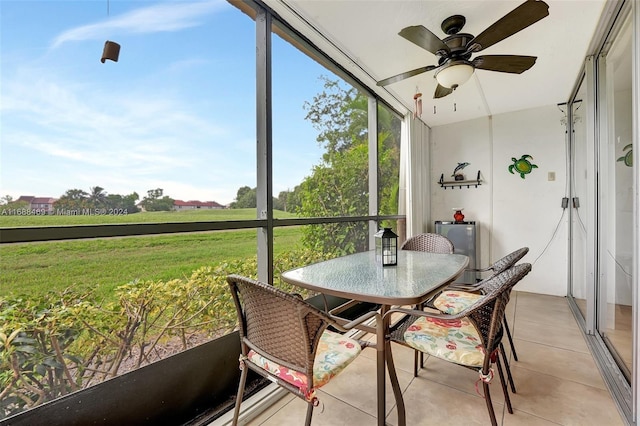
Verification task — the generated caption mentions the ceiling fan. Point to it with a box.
[377,0,549,99]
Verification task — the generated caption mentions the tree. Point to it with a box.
[376,104,401,218]
[285,186,302,213]
[303,76,368,155]
[0,195,29,210]
[88,186,108,207]
[105,192,139,212]
[229,186,286,211]
[297,144,370,254]
[54,189,89,211]
[298,76,400,254]
[230,186,256,209]
[140,188,174,212]
[275,190,290,211]
[52,187,141,213]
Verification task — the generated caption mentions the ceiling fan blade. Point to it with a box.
[468,0,549,52]
[377,65,438,86]
[473,55,537,73]
[399,25,450,55]
[434,84,454,99]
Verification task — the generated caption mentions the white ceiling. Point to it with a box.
[272,0,607,127]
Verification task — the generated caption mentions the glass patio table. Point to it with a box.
[281,249,469,426]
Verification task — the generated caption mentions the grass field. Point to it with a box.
[0,209,304,300]
[0,207,293,226]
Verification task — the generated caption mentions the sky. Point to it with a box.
[0,0,330,205]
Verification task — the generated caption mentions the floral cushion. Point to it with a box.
[433,290,482,314]
[247,330,361,401]
[403,316,485,367]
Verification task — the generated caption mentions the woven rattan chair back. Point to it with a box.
[463,263,532,354]
[229,275,325,375]
[227,274,370,426]
[456,246,529,365]
[400,233,454,254]
[488,247,529,275]
[228,275,330,389]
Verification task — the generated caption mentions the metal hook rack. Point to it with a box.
[439,170,483,189]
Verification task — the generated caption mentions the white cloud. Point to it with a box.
[51,0,227,49]
[0,68,247,203]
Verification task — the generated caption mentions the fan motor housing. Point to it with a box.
[443,33,474,58]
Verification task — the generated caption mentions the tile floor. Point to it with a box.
[238,291,625,425]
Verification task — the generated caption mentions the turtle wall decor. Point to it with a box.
[508,154,538,179]
[617,144,632,167]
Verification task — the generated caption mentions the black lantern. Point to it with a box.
[375,227,398,266]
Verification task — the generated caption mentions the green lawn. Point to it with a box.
[0,209,304,300]
[0,207,294,226]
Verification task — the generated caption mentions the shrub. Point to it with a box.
[0,248,333,419]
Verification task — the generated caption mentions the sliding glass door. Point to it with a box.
[568,4,636,422]
[570,75,589,321]
[597,12,633,382]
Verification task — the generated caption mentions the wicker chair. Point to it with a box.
[387,263,532,426]
[400,232,454,374]
[227,274,378,426]
[436,247,529,362]
[448,247,530,290]
[400,232,454,254]
[430,247,529,393]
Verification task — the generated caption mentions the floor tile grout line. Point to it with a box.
[507,408,566,425]
[403,371,509,408]
[315,388,380,424]
[511,336,597,356]
[510,363,611,392]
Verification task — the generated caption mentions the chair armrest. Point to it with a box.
[328,298,362,316]
[466,265,492,273]
[384,306,469,322]
[445,283,482,292]
[329,310,380,335]
[337,310,380,329]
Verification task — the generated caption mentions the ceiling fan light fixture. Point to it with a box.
[435,61,474,89]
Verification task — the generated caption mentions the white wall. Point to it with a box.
[429,105,569,296]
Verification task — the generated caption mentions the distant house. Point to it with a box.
[16,196,58,214]
[173,200,225,211]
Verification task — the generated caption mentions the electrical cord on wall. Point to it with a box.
[531,104,574,267]
[528,103,573,267]
[531,207,567,266]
